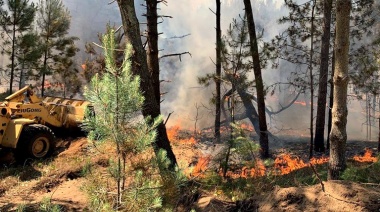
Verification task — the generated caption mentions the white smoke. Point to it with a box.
[58,0,374,140]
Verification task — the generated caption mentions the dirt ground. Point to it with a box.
[0,133,379,211]
[197,180,380,212]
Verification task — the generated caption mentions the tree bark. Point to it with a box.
[243,0,269,158]
[116,0,177,170]
[309,0,316,159]
[215,0,222,143]
[314,0,333,152]
[326,46,335,150]
[328,0,351,180]
[146,0,160,106]
[10,12,16,95]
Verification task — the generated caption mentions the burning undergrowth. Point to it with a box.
[167,123,379,181]
[167,123,380,211]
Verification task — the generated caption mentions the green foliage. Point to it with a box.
[83,28,188,211]
[80,159,92,177]
[341,161,380,183]
[39,197,62,212]
[16,203,27,212]
[83,25,125,83]
[37,0,79,96]
[16,32,43,88]
[270,0,378,95]
[220,122,260,178]
[0,0,37,92]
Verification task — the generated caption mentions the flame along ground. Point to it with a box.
[167,124,378,179]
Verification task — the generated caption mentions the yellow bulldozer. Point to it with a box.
[0,86,91,161]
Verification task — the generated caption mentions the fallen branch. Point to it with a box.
[309,163,324,192]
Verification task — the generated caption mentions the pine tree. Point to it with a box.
[0,0,36,94]
[36,0,78,96]
[116,0,178,170]
[16,32,42,89]
[215,0,222,143]
[243,0,270,158]
[328,0,351,180]
[84,29,166,210]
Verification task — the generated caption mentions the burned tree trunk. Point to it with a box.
[221,88,300,136]
[327,45,335,150]
[243,0,269,158]
[146,0,160,106]
[308,0,316,159]
[314,0,333,152]
[116,0,177,170]
[236,89,261,133]
[215,0,222,143]
[328,0,351,180]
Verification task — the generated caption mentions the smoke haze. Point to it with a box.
[40,0,379,140]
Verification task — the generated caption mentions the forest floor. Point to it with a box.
[0,127,378,211]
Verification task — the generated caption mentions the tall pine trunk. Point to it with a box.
[215,0,221,143]
[117,0,177,170]
[326,46,335,150]
[309,0,316,159]
[9,9,17,95]
[243,0,269,158]
[146,0,160,106]
[328,0,351,180]
[314,0,333,152]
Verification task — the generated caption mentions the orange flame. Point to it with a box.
[353,149,378,163]
[294,101,307,106]
[192,156,210,177]
[274,154,329,175]
[167,125,180,141]
[247,161,266,177]
[167,124,197,145]
[275,154,306,174]
[240,123,254,132]
[310,157,329,164]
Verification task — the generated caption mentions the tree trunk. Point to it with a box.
[116,0,177,170]
[314,0,333,152]
[309,0,316,159]
[41,46,48,96]
[236,89,261,134]
[378,117,380,153]
[328,0,351,180]
[215,0,222,143]
[146,0,160,106]
[326,45,335,150]
[10,10,17,95]
[243,0,269,158]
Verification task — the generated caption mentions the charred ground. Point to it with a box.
[0,127,378,211]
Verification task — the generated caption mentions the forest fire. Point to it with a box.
[274,154,329,175]
[240,122,254,132]
[293,101,307,106]
[191,156,211,177]
[353,149,378,163]
[170,125,377,179]
[167,124,197,145]
[189,153,330,179]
